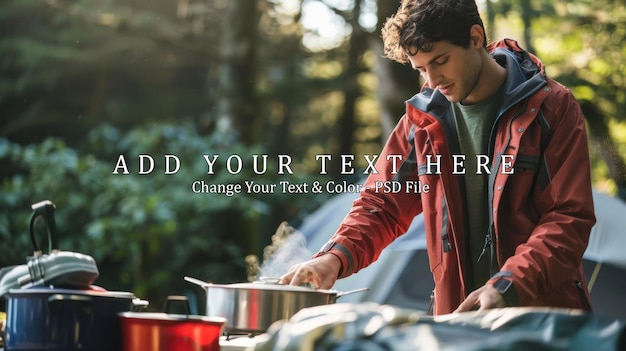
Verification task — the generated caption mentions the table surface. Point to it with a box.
[220,334,270,351]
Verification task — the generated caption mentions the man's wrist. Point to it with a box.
[314,241,354,278]
[313,251,343,278]
[488,271,519,306]
[321,252,343,278]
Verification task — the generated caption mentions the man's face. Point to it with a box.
[408,40,483,104]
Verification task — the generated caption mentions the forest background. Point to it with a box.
[1,0,625,311]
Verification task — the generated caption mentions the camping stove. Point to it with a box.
[219,333,270,351]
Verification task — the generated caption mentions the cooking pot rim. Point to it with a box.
[119,312,227,324]
[208,282,340,295]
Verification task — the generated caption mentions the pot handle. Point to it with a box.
[131,298,150,311]
[334,287,369,298]
[29,200,58,255]
[164,295,191,315]
[327,287,370,302]
[184,276,223,289]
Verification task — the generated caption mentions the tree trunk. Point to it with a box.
[332,0,367,176]
[217,0,260,145]
[485,0,495,42]
[216,0,260,256]
[519,0,536,54]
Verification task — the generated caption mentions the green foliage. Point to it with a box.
[528,0,626,194]
[0,122,317,307]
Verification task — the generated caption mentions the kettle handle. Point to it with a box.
[29,200,58,254]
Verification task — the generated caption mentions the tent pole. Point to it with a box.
[587,262,602,292]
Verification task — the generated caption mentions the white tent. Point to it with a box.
[297,189,626,319]
[583,190,626,269]
[298,189,429,309]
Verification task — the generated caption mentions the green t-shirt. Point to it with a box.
[453,87,504,290]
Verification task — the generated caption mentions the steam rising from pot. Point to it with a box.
[246,222,312,281]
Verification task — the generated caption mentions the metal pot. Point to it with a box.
[119,296,226,351]
[4,287,148,351]
[184,276,368,334]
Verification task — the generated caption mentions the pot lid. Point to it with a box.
[21,251,99,288]
[5,287,136,299]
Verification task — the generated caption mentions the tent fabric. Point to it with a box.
[584,191,626,269]
[255,303,626,351]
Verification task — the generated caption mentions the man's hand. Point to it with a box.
[454,284,506,313]
[279,254,341,289]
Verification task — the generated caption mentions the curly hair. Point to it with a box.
[382,0,486,64]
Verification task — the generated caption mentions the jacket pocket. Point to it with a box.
[422,194,449,278]
[513,154,540,172]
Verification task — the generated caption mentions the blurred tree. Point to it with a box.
[0,0,317,307]
[334,0,367,167]
[256,0,386,176]
[374,0,422,139]
[0,0,221,146]
[307,0,377,174]
[484,0,495,41]
[489,0,557,53]
[525,0,626,199]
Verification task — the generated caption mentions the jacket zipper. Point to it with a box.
[480,101,529,272]
[576,280,593,311]
[441,196,451,252]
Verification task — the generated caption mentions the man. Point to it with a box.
[280,0,596,315]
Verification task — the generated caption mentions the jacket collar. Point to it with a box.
[490,39,547,114]
[406,38,547,118]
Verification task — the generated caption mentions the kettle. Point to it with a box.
[0,200,100,296]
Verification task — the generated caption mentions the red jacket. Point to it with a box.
[316,39,596,315]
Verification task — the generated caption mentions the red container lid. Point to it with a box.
[119,312,226,351]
